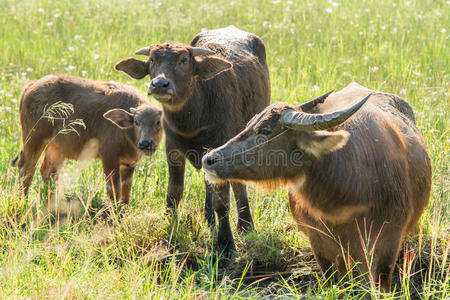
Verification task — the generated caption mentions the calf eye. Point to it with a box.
[258,128,272,135]
[155,119,161,127]
[149,58,154,65]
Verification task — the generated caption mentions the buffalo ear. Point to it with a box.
[194,56,232,80]
[297,130,350,158]
[103,109,134,130]
[114,58,148,79]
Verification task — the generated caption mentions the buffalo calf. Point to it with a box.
[12,74,163,204]
[115,26,270,257]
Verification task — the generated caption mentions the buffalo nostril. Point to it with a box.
[138,140,151,150]
[203,155,219,167]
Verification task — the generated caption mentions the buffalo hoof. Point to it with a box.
[237,219,254,233]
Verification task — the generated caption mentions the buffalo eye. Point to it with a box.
[154,119,161,127]
[149,58,154,65]
[180,57,188,65]
[258,128,272,135]
[134,119,140,126]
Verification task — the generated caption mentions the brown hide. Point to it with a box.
[203,82,431,291]
[13,74,162,204]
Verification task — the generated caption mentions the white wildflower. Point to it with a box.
[370,66,379,72]
[81,70,87,76]
[400,88,407,95]
[26,67,33,72]
[68,46,75,52]
[93,54,100,60]
[65,65,75,71]
[325,8,333,13]
[47,22,53,26]
[312,85,320,92]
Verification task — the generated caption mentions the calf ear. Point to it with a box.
[194,56,232,80]
[298,130,350,158]
[114,58,148,79]
[103,109,134,130]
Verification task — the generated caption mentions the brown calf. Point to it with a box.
[115,26,270,256]
[12,74,162,204]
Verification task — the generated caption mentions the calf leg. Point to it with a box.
[40,143,65,184]
[120,164,135,205]
[231,182,254,232]
[17,139,47,196]
[101,155,121,203]
[211,182,236,258]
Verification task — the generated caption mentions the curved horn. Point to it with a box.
[129,107,137,115]
[192,47,215,56]
[297,90,334,112]
[135,47,150,56]
[281,93,372,131]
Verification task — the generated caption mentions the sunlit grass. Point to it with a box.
[0,0,448,298]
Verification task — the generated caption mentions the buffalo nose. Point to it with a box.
[150,77,171,93]
[202,153,220,169]
[138,140,154,151]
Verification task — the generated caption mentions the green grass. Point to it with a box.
[0,0,448,298]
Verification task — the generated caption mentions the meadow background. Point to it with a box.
[0,0,448,298]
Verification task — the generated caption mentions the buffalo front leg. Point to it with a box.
[204,179,216,231]
[211,182,236,259]
[166,148,185,210]
[101,156,121,204]
[231,182,254,232]
[120,164,135,205]
[40,143,65,185]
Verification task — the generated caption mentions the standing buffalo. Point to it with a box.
[115,26,270,256]
[12,74,163,204]
[202,82,431,291]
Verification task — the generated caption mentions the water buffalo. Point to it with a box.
[114,26,270,256]
[12,74,163,204]
[202,82,431,291]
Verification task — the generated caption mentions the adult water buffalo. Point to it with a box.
[12,74,163,204]
[202,82,431,291]
[114,26,270,256]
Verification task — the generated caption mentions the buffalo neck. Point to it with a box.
[161,84,211,136]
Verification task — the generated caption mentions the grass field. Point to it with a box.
[0,0,448,298]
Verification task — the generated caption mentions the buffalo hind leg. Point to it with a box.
[231,182,254,232]
[120,164,135,205]
[17,138,47,196]
[211,182,236,259]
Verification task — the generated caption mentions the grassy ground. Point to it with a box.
[0,0,448,298]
